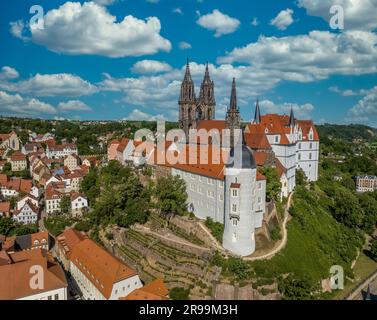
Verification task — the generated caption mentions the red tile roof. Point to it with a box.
[69,239,138,299]
[0,249,67,300]
[120,279,168,300]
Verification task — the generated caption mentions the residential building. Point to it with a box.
[46,143,78,159]
[13,201,39,225]
[10,151,27,172]
[69,238,143,300]
[71,192,88,217]
[0,249,67,300]
[0,231,51,252]
[356,175,377,193]
[17,194,39,210]
[108,139,120,161]
[45,186,63,214]
[120,279,168,300]
[64,153,81,171]
[0,131,20,150]
[54,228,88,270]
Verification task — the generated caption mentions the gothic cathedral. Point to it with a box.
[178,61,216,137]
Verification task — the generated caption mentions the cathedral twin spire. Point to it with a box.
[179,60,216,136]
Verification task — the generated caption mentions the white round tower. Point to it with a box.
[222,145,258,257]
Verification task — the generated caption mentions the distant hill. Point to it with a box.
[317,124,377,142]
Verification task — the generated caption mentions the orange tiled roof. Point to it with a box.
[10,151,26,162]
[69,239,138,299]
[154,145,227,180]
[256,171,267,181]
[120,279,168,300]
[56,228,87,258]
[0,249,67,299]
[244,133,271,150]
[0,202,10,213]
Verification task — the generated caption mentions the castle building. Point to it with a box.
[127,61,319,257]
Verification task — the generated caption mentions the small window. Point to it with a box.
[232,204,237,213]
[232,219,238,227]
[232,189,238,197]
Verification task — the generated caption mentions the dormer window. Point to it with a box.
[275,136,279,143]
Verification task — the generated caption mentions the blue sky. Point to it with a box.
[0,0,377,125]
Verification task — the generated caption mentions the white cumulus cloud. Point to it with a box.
[298,0,377,31]
[58,100,92,111]
[131,60,172,74]
[0,72,97,97]
[218,30,377,82]
[270,8,294,30]
[10,1,171,58]
[259,99,315,119]
[0,91,56,116]
[0,66,19,80]
[197,9,240,37]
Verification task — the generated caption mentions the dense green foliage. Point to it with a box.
[260,167,282,201]
[60,195,71,214]
[81,161,152,229]
[0,117,178,154]
[44,216,77,236]
[0,217,38,236]
[250,185,364,299]
[210,252,251,280]
[169,287,190,300]
[205,217,224,243]
[155,175,188,216]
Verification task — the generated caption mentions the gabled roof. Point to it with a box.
[120,279,168,300]
[10,151,26,162]
[69,239,138,299]
[155,144,227,180]
[244,132,271,150]
[56,228,87,259]
[0,249,67,300]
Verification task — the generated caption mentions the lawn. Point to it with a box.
[332,251,377,300]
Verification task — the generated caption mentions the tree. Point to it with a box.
[205,217,224,243]
[358,193,377,234]
[155,175,188,216]
[278,275,315,300]
[332,187,363,228]
[60,195,71,214]
[296,169,307,187]
[260,167,281,201]
[227,257,250,280]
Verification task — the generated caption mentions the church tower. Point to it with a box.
[179,60,196,138]
[197,62,216,120]
[253,99,261,124]
[226,78,241,148]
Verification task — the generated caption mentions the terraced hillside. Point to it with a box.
[101,223,221,300]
